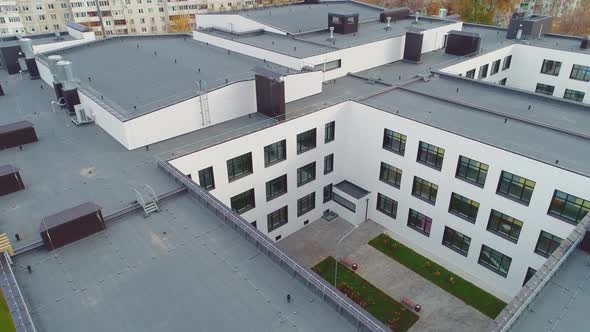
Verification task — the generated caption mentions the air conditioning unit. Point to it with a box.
[71,104,94,126]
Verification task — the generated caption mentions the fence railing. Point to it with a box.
[0,252,37,332]
[157,160,390,332]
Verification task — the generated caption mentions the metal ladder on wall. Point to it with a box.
[197,80,211,127]
[134,184,159,217]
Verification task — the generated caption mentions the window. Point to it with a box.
[523,267,536,286]
[267,206,288,232]
[297,129,316,154]
[478,64,489,79]
[569,64,590,81]
[534,231,563,258]
[540,59,562,76]
[297,192,316,217]
[382,129,406,155]
[417,141,445,170]
[227,152,253,181]
[548,190,590,224]
[487,210,523,243]
[502,55,512,70]
[497,171,535,205]
[412,177,438,205]
[297,162,316,187]
[478,245,512,277]
[324,154,334,174]
[379,162,402,188]
[198,166,215,190]
[466,69,476,79]
[230,189,255,214]
[407,209,432,236]
[490,59,501,75]
[535,83,555,96]
[314,59,341,72]
[264,140,286,167]
[323,184,333,203]
[325,121,335,143]
[442,226,471,256]
[333,192,356,212]
[266,174,287,201]
[455,156,488,187]
[376,193,397,219]
[499,78,507,86]
[563,89,585,102]
[449,193,479,223]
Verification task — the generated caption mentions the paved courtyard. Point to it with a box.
[279,217,495,332]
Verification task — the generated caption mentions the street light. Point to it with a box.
[334,224,359,287]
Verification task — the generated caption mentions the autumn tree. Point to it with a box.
[452,0,517,25]
[551,0,590,36]
[168,15,192,33]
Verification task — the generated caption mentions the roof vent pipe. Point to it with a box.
[439,8,448,18]
[56,60,77,90]
[385,17,391,31]
[329,26,334,39]
[516,24,523,40]
[19,38,34,59]
[415,12,420,22]
[47,55,63,83]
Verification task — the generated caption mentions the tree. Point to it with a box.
[452,0,517,25]
[168,15,192,33]
[552,1,590,36]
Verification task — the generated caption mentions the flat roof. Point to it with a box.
[335,180,370,199]
[510,249,590,332]
[0,32,74,48]
[41,35,293,121]
[235,1,384,34]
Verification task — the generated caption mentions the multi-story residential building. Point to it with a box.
[518,0,583,16]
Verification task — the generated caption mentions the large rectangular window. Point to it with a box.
[466,68,476,78]
[297,162,316,187]
[198,166,215,190]
[563,89,585,102]
[324,154,334,174]
[264,140,286,167]
[379,162,402,188]
[267,206,288,232]
[456,155,488,187]
[490,59,501,75]
[523,267,536,286]
[478,64,489,79]
[535,83,555,96]
[314,59,341,72]
[227,152,253,182]
[497,171,536,205]
[570,64,590,81]
[266,174,287,201]
[333,192,356,212]
[478,245,512,277]
[502,55,512,70]
[230,188,255,214]
[534,230,563,258]
[540,59,562,76]
[323,184,333,203]
[325,121,335,143]
[548,190,590,224]
[382,128,406,156]
[297,128,316,154]
[417,141,445,170]
[407,209,432,236]
[449,193,479,223]
[377,193,397,219]
[412,176,438,205]
[442,226,471,257]
[297,192,315,217]
[487,210,523,243]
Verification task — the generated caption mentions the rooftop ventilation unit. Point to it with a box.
[445,30,481,56]
[72,104,94,126]
[18,38,34,59]
[380,7,410,22]
[439,8,448,18]
[47,55,63,82]
[54,32,64,41]
[581,36,590,49]
[506,12,552,40]
[55,60,77,90]
[328,13,359,34]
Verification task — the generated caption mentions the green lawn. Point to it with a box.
[0,289,16,332]
[369,233,506,318]
[312,256,419,332]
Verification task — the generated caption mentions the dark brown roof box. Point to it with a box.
[40,202,102,231]
[380,7,411,22]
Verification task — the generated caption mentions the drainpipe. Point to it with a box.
[364,198,369,221]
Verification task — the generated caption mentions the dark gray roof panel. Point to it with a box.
[335,180,370,199]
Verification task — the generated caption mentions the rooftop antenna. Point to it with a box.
[415,11,420,23]
[329,26,334,40]
[385,17,391,31]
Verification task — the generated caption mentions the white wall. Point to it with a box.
[33,38,94,54]
[283,71,323,103]
[440,44,590,103]
[332,186,368,225]
[421,21,463,53]
[196,14,287,35]
[168,99,590,301]
[193,30,305,70]
[66,26,97,41]
[78,90,130,147]
[36,59,53,86]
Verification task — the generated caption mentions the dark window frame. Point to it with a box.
[548,190,590,225]
[324,154,334,175]
[412,176,438,205]
[570,64,590,81]
[535,83,555,96]
[230,188,256,214]
[417,141,445,170]
[486,209,523,243]
[265,174,287,202]
[376,193,398,219]
[407,208,432,236]
[540,59,562,76]
[455,155,488,187]
[296,128,317,154]
[496,171,536,206]
[466,68,476,78]
[297,192,316,217]
[264,140,287,167]
[323,184,333,203]
[478,245,512,278]
[523,267,536,286]
[198,166,215,190]
[478,64,489,79]
[227,152,253,182]
[449,192,480,223]
[563,88,585,102]
[267,206,288,232]
[379,162,402,189]
[534,230,563,258]
[502,55,512,70]
[297,162,316,187]
[325,121,335,143]
[490,59,501,75]
[442,226,471,257]
[382,128,406,156]
[333,192,356,212]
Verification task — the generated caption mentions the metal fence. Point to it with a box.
[0,252,37,332]
[157,160,391,332]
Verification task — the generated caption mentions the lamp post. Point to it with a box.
[334,224,359,286]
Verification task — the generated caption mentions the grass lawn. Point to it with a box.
[0,289,16,332]
[312,256,419,332]
[369,233,506,318]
